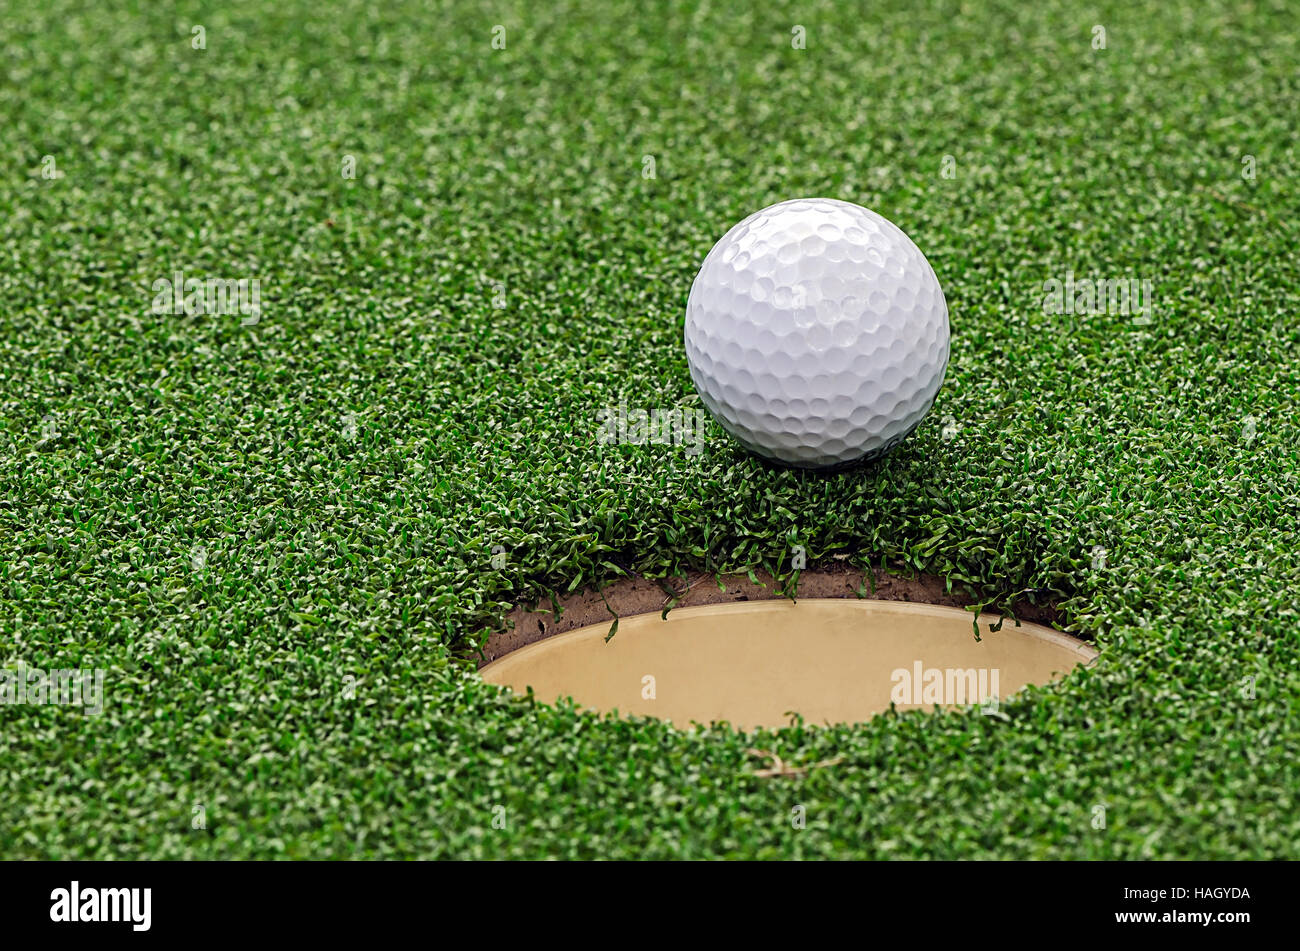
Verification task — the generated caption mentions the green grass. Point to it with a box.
[1,0,1298,858]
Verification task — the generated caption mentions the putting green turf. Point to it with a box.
[2,0,1298,858]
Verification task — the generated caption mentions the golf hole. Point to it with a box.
[481,598,1097,730]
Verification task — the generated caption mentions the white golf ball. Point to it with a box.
[684,198,950,469]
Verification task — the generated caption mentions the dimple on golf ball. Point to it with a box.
[684,198,950,469]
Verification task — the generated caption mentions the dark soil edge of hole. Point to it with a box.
[476,563,1069,668]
